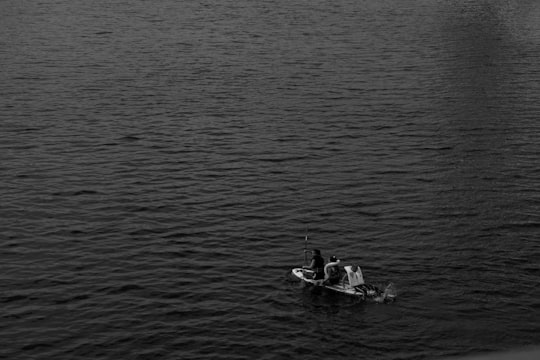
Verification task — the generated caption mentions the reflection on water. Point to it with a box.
[427,0,539,241]
[440,1,520,109]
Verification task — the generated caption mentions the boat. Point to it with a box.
[291,262,396,303]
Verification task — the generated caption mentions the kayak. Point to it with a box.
[291,265,396,303]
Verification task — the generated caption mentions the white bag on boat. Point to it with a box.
[344,265,365,286]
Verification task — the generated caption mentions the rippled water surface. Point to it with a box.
[1,0,539,359]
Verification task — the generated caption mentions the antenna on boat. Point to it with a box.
[304,227,308,266]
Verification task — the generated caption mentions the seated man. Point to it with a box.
[302,249,325,284]
[324,256,341,285]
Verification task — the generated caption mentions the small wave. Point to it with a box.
[484,222,540,232]
[118,135,141,141]
[21,343,53,351]
[255,155,310,163]
[1,294,27,303]
[54,294,90,305]
[51,190,99,196]
[99,284,145,295]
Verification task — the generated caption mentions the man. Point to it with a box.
[324,255,341,285]
[303,249,325,281]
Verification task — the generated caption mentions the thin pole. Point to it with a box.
[304,232,308,266]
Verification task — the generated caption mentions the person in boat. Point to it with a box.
[303,248,325,281]
[324,255,341,285]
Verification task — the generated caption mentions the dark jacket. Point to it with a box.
[311,254,325,280]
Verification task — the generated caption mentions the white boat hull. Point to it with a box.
[291,268,396,302]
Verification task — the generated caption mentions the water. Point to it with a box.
[1,0,539,359]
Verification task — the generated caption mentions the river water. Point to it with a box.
[1,0,539,359]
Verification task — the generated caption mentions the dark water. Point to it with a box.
[1,0,539,359]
